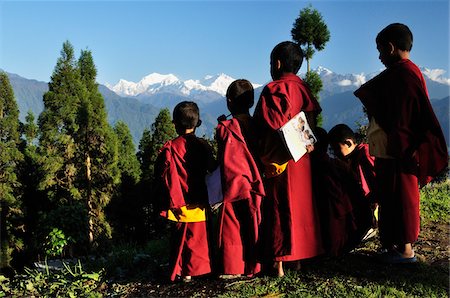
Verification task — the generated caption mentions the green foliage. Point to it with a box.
[107,121,145,243]
[37,40,85,204]
[0,71,25,269]
[0,260,104,298]
[291,5,330,72]
[38,203,89,257]
[303,71,323,126]
[420,180,450,224]
[137,128,152,183]
[114,121,141,184]
[44,228,73,258]
[76,49,120,248]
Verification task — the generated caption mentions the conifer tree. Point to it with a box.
[19,111,44,262]
[148,108,177,178]
[291,5,330,126]
[137,109,176,236]
[108,121,143,241]
[137,128,152,184]
[0,72,24,268]
[37,41,89,253]
[76,49,120,246]
[291,5,330,73]
[38,41,84,204]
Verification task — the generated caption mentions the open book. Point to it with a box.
[279,111,316,162]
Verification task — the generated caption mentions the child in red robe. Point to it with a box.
[311,127,368,257]
[253,41,323,277]
[328,124,378,240]
[354,23,448,263]
[215,79,265,279]
[154,101,216,281]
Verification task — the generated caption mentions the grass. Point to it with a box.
[1,180,448,297]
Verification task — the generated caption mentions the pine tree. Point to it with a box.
[76,49,120,247]
[19,111,45,263]
[291,5,330,126]
[37,41,88,253]
[137,109,176,236]
[114,121,141,184]
[291,5,330,73]
[0,72,24,269]
[148,108,177,178]
[137,128,152,184]
[108,121,143,242]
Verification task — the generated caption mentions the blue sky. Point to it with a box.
[1,0,449,85]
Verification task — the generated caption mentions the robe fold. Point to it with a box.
[354,59,448,246]
[347,144,377,202]
[155,134,214,281]
[216,116,265,275]
[253,73,323,261]
[312,151,370,256]
[354,59,448,186]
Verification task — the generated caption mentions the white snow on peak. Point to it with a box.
[107,72,263,97]
[421,68,450,85]
[315,66,333,75]
[206,73,235,96]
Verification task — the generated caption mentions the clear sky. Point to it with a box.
[1,0,449,86]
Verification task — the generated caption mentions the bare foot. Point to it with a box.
[273,261,284,277]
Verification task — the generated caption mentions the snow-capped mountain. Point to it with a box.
[106,73,262,98]
[303,66,450,99]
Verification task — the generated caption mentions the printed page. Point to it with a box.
[279,111,316,162]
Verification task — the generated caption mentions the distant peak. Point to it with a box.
[315,66,333,75]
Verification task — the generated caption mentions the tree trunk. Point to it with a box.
[86,154,94,244]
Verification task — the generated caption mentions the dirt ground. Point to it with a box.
[118,221,449,297]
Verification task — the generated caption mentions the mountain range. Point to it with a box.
[4,67,449,148]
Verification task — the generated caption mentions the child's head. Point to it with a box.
[226,79,254,115]
[328,124,358,158]
[270,41,303,80]
[376,23,413,67]
[172,101,201,135]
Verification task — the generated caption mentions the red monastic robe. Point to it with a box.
[216,116,265,275]
[155,134,215,281]
[312,150,368,256]
[347,144,377,201]
[253,73,323,261]
[354,59,448,246]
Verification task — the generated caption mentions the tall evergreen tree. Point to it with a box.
[0,72,24,269]
[148,108,177,178]
[137,128,152,184]
[38,41,84,204]
[291,5,330,73]
[76,49,120,247]
[19,111,44,264]
[291,5,330,126]
[37,41,89,253]
[108,121,143,242]
[137,109,176,236]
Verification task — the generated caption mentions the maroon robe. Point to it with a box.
[346,144,377,201]
[354,59,448,246]
[312,150,369,256]
[155,134,215,281]
[253,73,323,261]
[215,116,265,275]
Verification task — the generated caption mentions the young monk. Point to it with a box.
[154,101,216,281]
[328,123,378,239]
[215,79,265,278]
[311,127,368,256]
[253,41,323,276]
[354,23,448,263]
